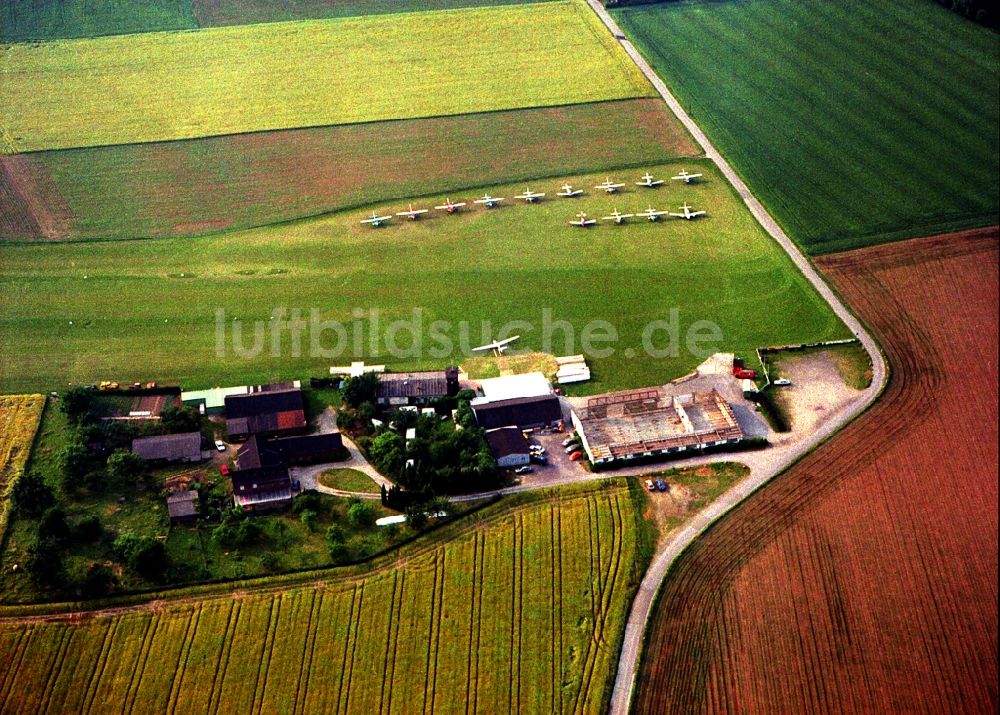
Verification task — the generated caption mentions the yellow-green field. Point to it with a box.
[0,482,649,714]
[0,395,45,540]
[0,0,653,153]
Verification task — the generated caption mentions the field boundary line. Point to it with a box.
[207,600,240,715]
[35,624,71,714]
[120,613,159,715]
[581,2,891,713]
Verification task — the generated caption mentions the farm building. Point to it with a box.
[130,431,203,463]
[166,490,199,524]
[474,371,552,403]
[232,435,293,511]
[269,432,344,466]
[225,384,306,440]
[484,427,531,468]
[181,385,249,414]
[572,388,743,467]
[92,387,182,422]
[472,394,562,431]
[376,367,459,405]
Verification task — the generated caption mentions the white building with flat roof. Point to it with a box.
[473,371,552,405]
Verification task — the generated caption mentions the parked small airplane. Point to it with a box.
[671,169,703,184]
[472,335,520,356]
[434,198,466,214]
[514,188,545,203]
[669,203,707,220]
[569,212,597,227]
[595,177,625,193]
[360,212,392,227]
[396,203,429,220]
[637,206,669,221]
[602,208,634,224]
[636,172,664,187]
[473,194,504,208]
[557,183,584,198]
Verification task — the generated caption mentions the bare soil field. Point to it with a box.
[633,228,998,713]
[0,99,696,241]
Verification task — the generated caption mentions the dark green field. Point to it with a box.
[0,162,849,394]
[0,0,550,41]
[614,0,999,254]
[0,99,698,241]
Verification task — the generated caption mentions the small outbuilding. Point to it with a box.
[484,426,531,468]
[166,490,199,524]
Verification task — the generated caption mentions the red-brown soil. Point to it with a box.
[633,228,998,714]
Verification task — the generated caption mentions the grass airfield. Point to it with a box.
[0,161,848,393]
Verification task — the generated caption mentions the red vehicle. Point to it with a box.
[734,367,757,379]
[219,464,230,476]
[569,450,584,461]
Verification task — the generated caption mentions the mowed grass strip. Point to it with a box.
[613,0,999,253]
[1,99,699,241]
[0,483,646,714]
[0,395,45,540]
[0,161,849,394]
[0,1,653,153]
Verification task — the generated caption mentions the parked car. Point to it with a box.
[568,450,584,461]
[514,465,533,474]
[655,478,668,492]
[562,435,578,447]
[292,479,301,492]
[529,445,546,455]
[564,442,581,454]
[645,479,656,492]
[773,378,792,386]
[530,453,548,464]
[214,439,227,452]
[219,464,230,476]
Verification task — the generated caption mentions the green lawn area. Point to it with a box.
[319,468,379,493]
[0,160,849,394]
[1,0,652,153]
[613,0,999,254]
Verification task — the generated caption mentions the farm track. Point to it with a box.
[0,485,643,713]
[632,230,999,713]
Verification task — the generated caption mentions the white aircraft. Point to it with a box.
[434,198,466,214]
[472,335,520,356]
[473,194,504,208]
[671,169,703,184]
[396,203,429,220]
[595,177,626,193]
[514,188,545,203]
[602,208,634,224]
[636,172,664,187]
[668,203,707,220]
[636,206,670,221]
[569,212,597,227]
[360,211,392,227]
[557,183,584,198]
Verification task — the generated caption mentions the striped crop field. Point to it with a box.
[613,0,999,254]
[0,481,651,714]
[633,230,999,713]
[0,394,45,540]
[0,99,698,241]
[0,0,653,153]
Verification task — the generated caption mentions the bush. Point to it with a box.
[260,552,282,573]
[106,450,146,482]
[300,509,318,532]
[10,472,54,518]
[341,372,379,408]
[404,505,428,530]
[328,539,349,563]
[325,524,345,544]
[59,441,96,490]
[59,387,94,423]
[72,514,103,542]
[25,535,65,588]
[38,507,70,543]
[80,563,118,598]
[130,539,168,582]
[212,510,262,548]
[347,501,377,530]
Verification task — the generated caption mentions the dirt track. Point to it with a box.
[632,229,999,713]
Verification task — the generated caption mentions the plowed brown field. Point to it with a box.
[633,228,998,714]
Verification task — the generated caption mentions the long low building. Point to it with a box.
[572,388,743,467]
[131,431,203,463]
[472,394,562,431]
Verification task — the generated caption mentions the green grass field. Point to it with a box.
[0,481,649,714]
[0,161,849,394]
[613,0,999,254]
[0,0,552,42]
[319,468,380,493]
[0,99,698,241]
[1,1,652,153]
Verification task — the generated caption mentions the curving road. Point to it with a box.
[579,2,889,713]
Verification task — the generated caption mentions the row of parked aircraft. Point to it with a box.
[361,170,705,226]
[569,204,706,227]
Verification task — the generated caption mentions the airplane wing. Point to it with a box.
[496,335,519,346]
[396,209,427,216]
[471,343,494,352]
[691,211,706,217]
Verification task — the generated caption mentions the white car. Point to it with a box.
[773,378,792,386]
[214,439,227,452]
